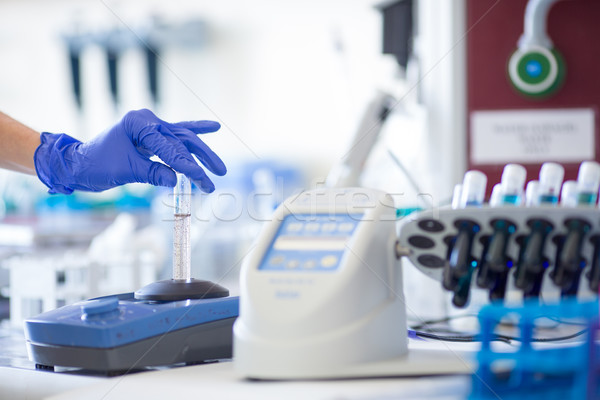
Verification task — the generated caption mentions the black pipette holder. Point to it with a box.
[476,219,516,301]
[398,206,599,307]
[443,220,479,307]
[514,219,553,297]
[550,219,590,295]
[588,235,600,292]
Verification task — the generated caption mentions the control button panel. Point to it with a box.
[258,214,362,272]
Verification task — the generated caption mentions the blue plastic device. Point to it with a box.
[470,299,600,400]
[24,293,239,373]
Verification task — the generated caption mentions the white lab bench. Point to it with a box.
[0,329,475,400]
[2,360,471,400]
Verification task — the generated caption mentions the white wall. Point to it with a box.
[0,0,468,315]
[0,0,391,182]
[0,0,468,208]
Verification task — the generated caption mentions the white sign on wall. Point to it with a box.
[470,108,596,164]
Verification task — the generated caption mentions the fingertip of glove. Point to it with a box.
[176,120,221,133]
[161,175,178,188]
[213,162,227,176]
[193,179,215,193]
[206,120,221,130]
[153,166,177,187]
[202,182,216,193]
[199,120,220,130]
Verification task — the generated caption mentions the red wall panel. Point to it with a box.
[466,0,600,194]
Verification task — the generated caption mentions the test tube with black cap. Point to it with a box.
[514,163,562,297]
[443,170,486,307]
[551,162,599,295]
[477,165,524,301]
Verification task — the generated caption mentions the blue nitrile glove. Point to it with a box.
[34,109,226,194]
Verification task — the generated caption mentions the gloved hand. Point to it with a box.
[34,109,226,194]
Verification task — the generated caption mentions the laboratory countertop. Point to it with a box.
[2,362,471,400]
[0,325,475,400]
[44,362,471,400]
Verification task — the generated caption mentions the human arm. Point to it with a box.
[1,109,226,193]
[0,111,41,175]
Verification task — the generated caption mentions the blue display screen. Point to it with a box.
[258,213,362,272]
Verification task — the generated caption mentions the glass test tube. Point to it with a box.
[173,173,192,281]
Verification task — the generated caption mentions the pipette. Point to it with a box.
[588,235,600,292]
[476,215,515,300]
[581,161,600,292]
[551,163,596,294]
[444,170,486,306]
[477,165,523,300]
[514,163,563,296]
[173,173,192,281]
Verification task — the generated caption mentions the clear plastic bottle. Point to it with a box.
[525,180,540,207]
[499,163,526,206]
[576,161,600,206]
[459,170,487,208]
[560,180,578,208]
[538,162,564,205]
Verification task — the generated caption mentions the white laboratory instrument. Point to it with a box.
[24,174,237,373]
[399,161,600,307]
[233,187,471,380]
[326,92,396,188]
